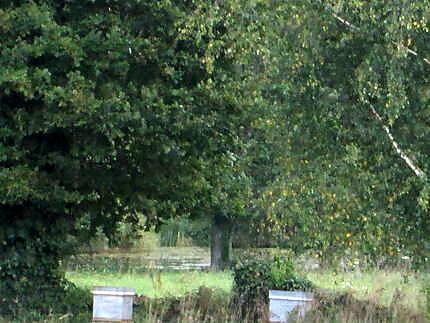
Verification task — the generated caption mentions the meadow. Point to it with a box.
[66,270,232,298]
[66,268,428,311]
[2,247,428,322]
[61,249,430,322]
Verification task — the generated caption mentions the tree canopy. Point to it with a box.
[0,0,270,311]
[1,0,429,314]
[251,0,429,264]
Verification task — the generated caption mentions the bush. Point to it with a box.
[0,282,91,321]
[233,257,314,304]
[232,257,313,321]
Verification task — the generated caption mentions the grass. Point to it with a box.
[67,268,428,310]
[307,269,428,311]
[66,270,232,298]
[4,244,429,322]
[3,268,428,322]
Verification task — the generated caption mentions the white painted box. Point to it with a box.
[92,286,136,322]
[269,290,313,323]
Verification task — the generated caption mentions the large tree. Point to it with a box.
[252,0,430,264]
[0,0,270,312]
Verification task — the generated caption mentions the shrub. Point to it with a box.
[0,283,91,321]
[232,257,313,321]
[233,256,314,306]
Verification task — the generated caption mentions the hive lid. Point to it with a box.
[269,290,313,301]
[92,286,136,296]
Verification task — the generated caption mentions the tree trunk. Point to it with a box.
[210,217,232,271]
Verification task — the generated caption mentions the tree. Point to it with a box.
[251,0,430,264]
[0,0,274,311]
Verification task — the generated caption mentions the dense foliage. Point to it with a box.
[0,0,269,312]
[246,0,430,265]
[1,0,429,315]
[233,257,314,306]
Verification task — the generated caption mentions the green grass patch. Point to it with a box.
[5,269,428,322]
[67,268,428,312]
[67,270,232,298]
[307,270,428,311]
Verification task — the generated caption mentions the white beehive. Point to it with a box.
[92,286,136,322]
[269,290,313,323]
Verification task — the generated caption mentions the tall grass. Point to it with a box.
[2,286,427,323]
[3,247,429,322]
[64,268,430,322]
[67,267,428,311]
[307,269,428,311]
[305,290,427,323]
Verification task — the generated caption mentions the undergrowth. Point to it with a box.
[1,285,427,323]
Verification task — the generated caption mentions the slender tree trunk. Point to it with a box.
[210,217,232,271]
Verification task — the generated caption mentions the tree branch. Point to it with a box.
[319,2,427,179]
[324,4,430,66]
[369,106,426,179]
